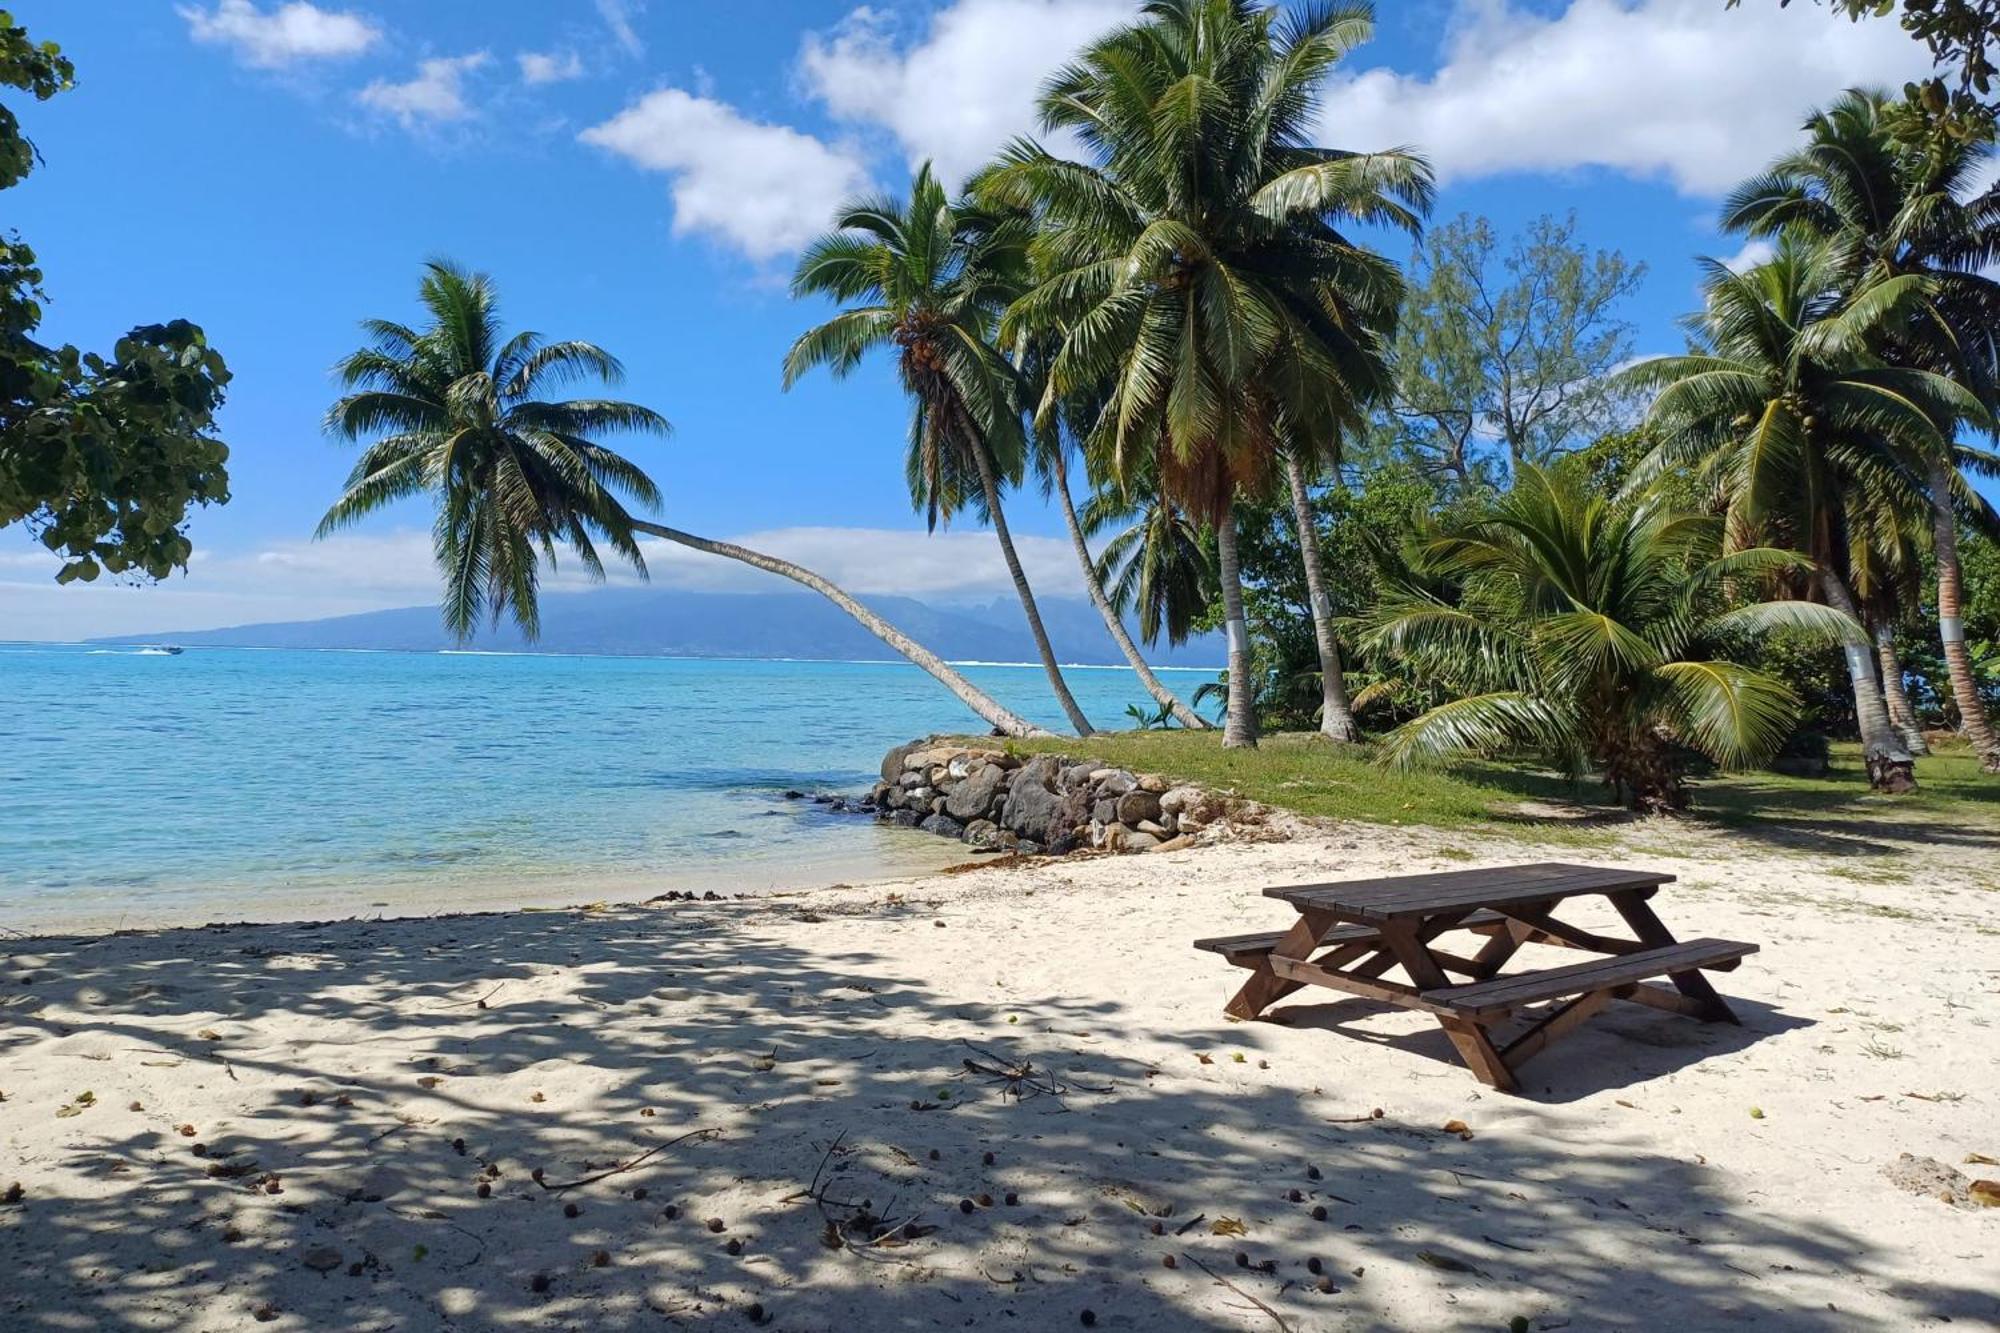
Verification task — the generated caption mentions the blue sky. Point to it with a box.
[0,0,1959,638]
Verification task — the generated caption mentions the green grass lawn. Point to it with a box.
[969,729,2000,845]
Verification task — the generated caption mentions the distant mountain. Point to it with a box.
[96,588,1227,669]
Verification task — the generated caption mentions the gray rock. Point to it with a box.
[963,818,1002,849]
[1159,784,1203,815]
[1095,769,1138,796]
[931,796,949,815]
[1122,831,1161,852]
[946,762,1009,821]
[880,740,921,784]
[1091,797,1118,825]
[999,755,1065,843]
[1135,818,1168,836]
[906,785,934,806]
[919,813,966,839]
[889,809,921,828]
[898,770,927,789]
[1115,790,1162,825]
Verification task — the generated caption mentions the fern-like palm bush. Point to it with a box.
[1358,468,1857,812]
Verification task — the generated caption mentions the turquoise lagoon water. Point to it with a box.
[0,644,1216,929]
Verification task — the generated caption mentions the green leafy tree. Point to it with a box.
[1380,212,1645,489]
[1730,1,2000,124]
[1360,467,1854,812]
[1621,236,1990,790]
[1,11,230,586]
[982,0,1432,748]
[784,165,1095,736]
[325,260,1051,737]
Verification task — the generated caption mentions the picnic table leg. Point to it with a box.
[1224,908,1338,1020]
[1610,892,1739,1024]
[1467,918,1533,980]
[1381,921,1517,1093]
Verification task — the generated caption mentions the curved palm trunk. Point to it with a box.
[968,442,1095,737]
[630,519,1053,739]
[1928,460,2000,772]
[1049,451,1208,730]
[1214,502,1259,749]
[1872,622,1930,755]
[1283,451,1358,742]
[1817,567,1917,792]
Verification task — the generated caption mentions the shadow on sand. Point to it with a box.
[3,902,1990,1330]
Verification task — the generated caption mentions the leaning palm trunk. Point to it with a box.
[1872,623,1930,755]
[968,442,1094,737]
[1049,452,1207,729]
[1283,452,1359,742]
[630,519,1052,739]
[1817,568,1917,791]
[1928,460,2000,771]
[1214,502,1259,749]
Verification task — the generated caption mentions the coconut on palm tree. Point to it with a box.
[1723,89,2000,770]
[1621,237,1992,790]
[784,165,1095,737]
[320,259,1052,737]
[1361,467,1854,812]
[980,0,1433,748]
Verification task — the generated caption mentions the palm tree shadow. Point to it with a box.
[1,904,1987,1331]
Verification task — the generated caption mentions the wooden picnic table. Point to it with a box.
[1194,862,1756,1092]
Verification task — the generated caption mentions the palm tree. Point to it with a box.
[1621,237,1990,790]
[1020,358,1210,728]
[320,259,1052,738]
[1083,476,1217,658]
[1723,89,2000,770]
[1282,438,1361,739]
[981,0,1433,747]
[1360,467,1854,812]
[783,165,1095,737]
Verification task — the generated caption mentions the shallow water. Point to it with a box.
[0,644,1214,929]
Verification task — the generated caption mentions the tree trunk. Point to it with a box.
[1283,450,1358,742]
[1049,450,1208,729]
[1928,459,2000,771]
[968,442,1093,737]
[1214,501,1259,749]
[1873,621,1930,755]
[630,519,1053,739]
[1818,567,1917,792]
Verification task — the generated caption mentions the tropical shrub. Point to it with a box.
[1357,467,1856,811]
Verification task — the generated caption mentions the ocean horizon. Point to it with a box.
[0,643,1217,931]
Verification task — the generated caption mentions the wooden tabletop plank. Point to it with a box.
[1261,862,1673,921]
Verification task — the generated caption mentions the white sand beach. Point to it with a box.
[3,819,1996,1331]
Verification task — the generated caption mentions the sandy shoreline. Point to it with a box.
[3,817,1996,1330]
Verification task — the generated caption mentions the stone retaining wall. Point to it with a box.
[866,737,1262,855]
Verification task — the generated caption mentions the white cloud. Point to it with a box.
[358,52,490,127]
[1315,0,1933,195]
[799,0,1134,185]
[580,89,871,261]
[1,526,1086,640]
[596,0,644,57]
[1721,237,1776,272]
[179,0,381,68]
[518,50,585,86]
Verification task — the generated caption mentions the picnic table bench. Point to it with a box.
[1194,862,1756,1092]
